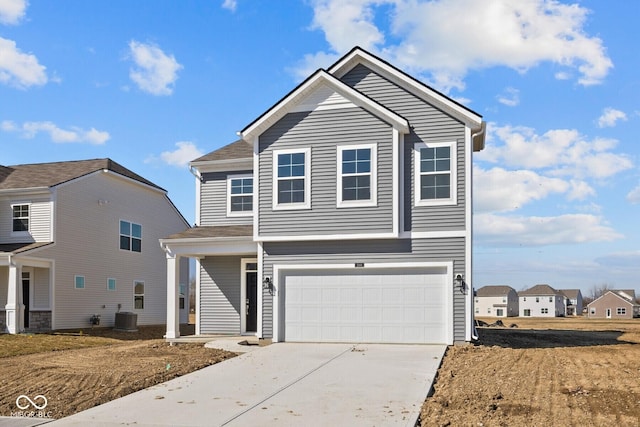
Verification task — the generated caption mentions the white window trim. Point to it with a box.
[617,307,626,315]
[272,147,311,210]
[11,202,31,236]
[119,219,142,253]
[107,277,116,291]
[226,173,254,217]
[74,275,85,290]
[414,141,457,207]
[133,280,144,310]
[336,143,377,208]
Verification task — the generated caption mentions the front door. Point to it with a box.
[246,271,258,333]
[22,273,30,328]
[606,308,612,319]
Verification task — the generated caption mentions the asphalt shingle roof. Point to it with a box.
[518,284,561,296]
[191,140,252,163]
[476,285,516,297]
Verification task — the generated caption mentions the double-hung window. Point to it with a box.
[273,148,310,209]
[415,142,456,206]
[12,204,29,233]
[227,175,253,216]
[337,144,377,207]
[120,220,142,252]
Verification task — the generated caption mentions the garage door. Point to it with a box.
[282,268,449,344]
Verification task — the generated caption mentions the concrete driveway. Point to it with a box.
[47,342,446,426]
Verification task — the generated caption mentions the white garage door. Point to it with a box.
[283,268,449,344]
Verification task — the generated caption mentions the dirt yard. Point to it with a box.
[0,325,235,419]
[420,317,640,427]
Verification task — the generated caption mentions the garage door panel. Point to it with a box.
[283,269,449,344]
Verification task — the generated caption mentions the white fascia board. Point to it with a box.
[329,48,483,128]
[256,231,397,242]
[190,158,253,174]
[160,237,257,257]
[241,70,409,143]
[0,187,51,197]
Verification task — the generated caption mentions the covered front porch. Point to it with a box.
[0,243,54,334]
[160,225,258,340]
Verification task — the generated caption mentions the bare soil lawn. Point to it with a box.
[0,325,235,419]
[420,316,640,427]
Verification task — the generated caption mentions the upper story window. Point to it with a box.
[273,148,310,210]
[415,142,457,206]
[120,220,142,252]
[337,144,377,207]
[12,204,29,233]
[227,175,253,216]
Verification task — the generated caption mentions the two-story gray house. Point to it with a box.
[1,159,190,333]
[161,47,486,345]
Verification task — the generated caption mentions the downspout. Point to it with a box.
[469,121,485,341]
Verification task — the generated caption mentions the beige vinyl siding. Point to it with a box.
[35,172,188,329]
[200,171,253,226]
[340,64,466,233]
[0,196,52,243]
[258,107,394,237]
[199,256,242,334]
[32,267,50,309]
[261,236,467,342]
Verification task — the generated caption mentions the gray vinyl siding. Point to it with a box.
[340,64,466,232]
[261,237,467,342]
[0,196,52,243]
[32,267,50,309]
[258,108,394,237]
[200,171,253,226]
[199,256,242,334]
[0,266,7,306]
[35,173,189,329]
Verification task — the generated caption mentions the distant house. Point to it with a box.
[587,290,640,319]
[475,285,518,317]
[518,284,565,317]
[0,159,190,333]
[560,289,583,316]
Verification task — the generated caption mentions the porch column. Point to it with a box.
[166,254,181,339]
[5,262,23,334]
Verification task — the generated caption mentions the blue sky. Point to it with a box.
[1,0,638,297]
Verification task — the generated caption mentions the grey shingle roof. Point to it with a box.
[476,285,516,297]
[164,225,253,240]
[518,284,561,296]
[560,289,581,300]
[192,140,252,163]
[0,242,53,254]
[0,159,163,191]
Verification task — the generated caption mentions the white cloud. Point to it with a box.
[474,167,569,213]
[0,37,47,88]
[2,120,110,144]
[158,141,203,167]
[303,0,612,93]
[222,0,237,12]
[479,124,633,179]
[0,0,26,25]
[496,87,519,107]
[597,107,627,128]
[627,185,640,204]
[128,40,183,96]
[475,212,622,247]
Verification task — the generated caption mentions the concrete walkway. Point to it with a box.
[46,343,446,426]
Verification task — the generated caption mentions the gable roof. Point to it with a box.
[0,159,163,192]
[192,139,253,164]
[241,68,409,143]
[560,289,582,300]
[518,284,561,296]
[587,290,639,307]
[476,285,516,297]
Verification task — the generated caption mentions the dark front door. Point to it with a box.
[22,278,30,328]
[246,272,258,332]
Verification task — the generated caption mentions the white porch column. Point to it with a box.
[166,254,181,339]
[5,262,23,334]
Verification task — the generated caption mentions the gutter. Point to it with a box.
[471,121,486,152]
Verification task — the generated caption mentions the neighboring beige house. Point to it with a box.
[560,289,583,316]
[518,284,566,317]
[587,290,639,319]
[0,159,190,333]
[475,285,518,317]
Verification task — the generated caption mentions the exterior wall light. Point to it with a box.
[262,276,273,295]
[455,274,467,295]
